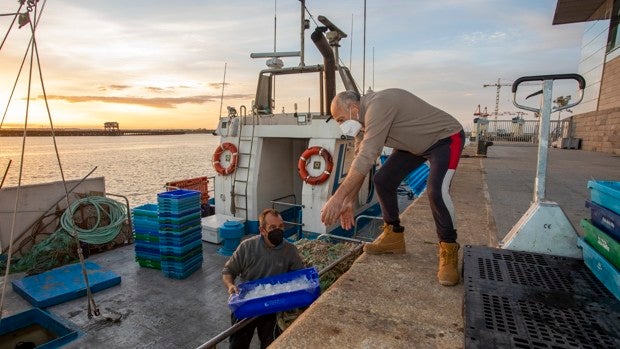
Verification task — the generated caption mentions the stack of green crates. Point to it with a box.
[158,189,203,279]
[578,180,620,300]
[132,203,161,269]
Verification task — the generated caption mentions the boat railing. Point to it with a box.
[105,192,134,234]
[316,215,382,244]
[271,195,304,239]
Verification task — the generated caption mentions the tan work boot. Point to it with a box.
[437,242,460,286]
[363,224,406,254]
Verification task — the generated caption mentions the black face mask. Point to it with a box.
[267,228,284,246]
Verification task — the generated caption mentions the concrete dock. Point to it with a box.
[270,143,620,349]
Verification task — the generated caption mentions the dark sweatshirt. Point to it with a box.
[222,235,304,283]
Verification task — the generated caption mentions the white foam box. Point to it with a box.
[201,214,245,244]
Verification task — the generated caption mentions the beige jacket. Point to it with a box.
[352,88,463,175]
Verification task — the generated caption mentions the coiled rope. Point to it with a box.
[0,196,127,275]
[61,196,127,245]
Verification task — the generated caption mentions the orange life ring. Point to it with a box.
[297,146,333,185]
[212,142,239,175]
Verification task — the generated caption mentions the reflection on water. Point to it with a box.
[0,134,219,207]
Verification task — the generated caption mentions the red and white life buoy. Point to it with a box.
[212,142,238,175]
[297,146,333,185]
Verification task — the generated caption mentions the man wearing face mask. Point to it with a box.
[321,89,465,286]
[221,208,304,349]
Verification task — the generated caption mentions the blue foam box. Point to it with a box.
[0,308,82,348]
[12,261,121,308]
[587,180,620,215]
[228,267,320,319]
[578,238,620,301]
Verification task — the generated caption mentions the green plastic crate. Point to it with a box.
[136,258,161,270]
[581,218,620,269]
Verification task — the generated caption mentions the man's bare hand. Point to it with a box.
[321,196,343,226]
[340,203,354,230]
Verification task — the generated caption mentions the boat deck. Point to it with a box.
[3,241,235,348]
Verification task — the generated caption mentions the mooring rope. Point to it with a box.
[60,196,127,245]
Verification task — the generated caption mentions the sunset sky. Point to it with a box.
[0,0,584,130]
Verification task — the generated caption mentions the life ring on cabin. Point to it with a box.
[297,146,333,185]
[212,142,239,175]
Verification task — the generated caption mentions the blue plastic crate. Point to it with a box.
[587,180,620,215]
[158,206,201,218]
[162,259,202,279]
[134,234,159,244]
[135,250,161,263]
[132,203,158,218]
[160,238,202,256]
[228,267,320,319]
[158,203,201,215]
[578,238,620,301]
[135,243,161,256]
[160,246,203,262]
[157,189,201,200]
[159,230,202,246]
[158,211,201,225]
[586,200,620,241]
[133,217,159,229]
[133,229,159,240]
[159,222,201,234]
[161,252,203,271]
[159,223,201,236]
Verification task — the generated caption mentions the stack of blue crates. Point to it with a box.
[157,189,203,279]
[132,203,161,269]
[578,180,620,300]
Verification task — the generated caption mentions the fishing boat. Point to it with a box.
[0,2,427,348]
[208,13,381,241]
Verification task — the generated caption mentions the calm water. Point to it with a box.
[0,134,220,207]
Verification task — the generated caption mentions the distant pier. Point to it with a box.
[0,129,215,137]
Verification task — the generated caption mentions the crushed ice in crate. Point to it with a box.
[241,275,312,300]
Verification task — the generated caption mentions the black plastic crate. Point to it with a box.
[463,245,620,349]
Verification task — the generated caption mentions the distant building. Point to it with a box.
[553,0,619,154]
[104,122,119,132]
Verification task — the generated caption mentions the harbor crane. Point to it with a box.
[483,78,512,123]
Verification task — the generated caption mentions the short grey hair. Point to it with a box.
[333,90,360,111]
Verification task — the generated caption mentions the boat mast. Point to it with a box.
[362,0,366,95]
[218,62,227,119]
[300,0,306,66]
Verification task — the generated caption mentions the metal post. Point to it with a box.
[534,80,553,203]
[300,0,305,66]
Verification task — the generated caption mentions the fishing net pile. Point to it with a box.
[1,196,132,275]
[295,238,361,291]
[277,238,362,330]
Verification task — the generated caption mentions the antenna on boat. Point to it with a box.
[349,13,353,69]
[250,1,305,66]
[371,46,374,91]
[363,0,367,95]
[218,62,227,119]
[273,0,277,52]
